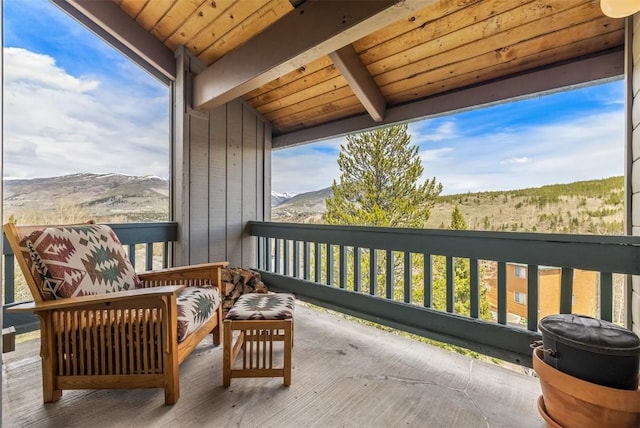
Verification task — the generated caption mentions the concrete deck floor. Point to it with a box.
[2,302,545,427]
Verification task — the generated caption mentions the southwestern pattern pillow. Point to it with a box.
[225,293,295,320]
[176,286,221,342]
[23,224,142,299]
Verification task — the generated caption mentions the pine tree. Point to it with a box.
[450,205,467,230]
[324,124,442,227]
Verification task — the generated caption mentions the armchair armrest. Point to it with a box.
[7,285,186,313]
[138,261,228,285]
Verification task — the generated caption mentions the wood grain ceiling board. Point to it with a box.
[112,0,624,136]
[264,0,622,133]
[116,0,292,63]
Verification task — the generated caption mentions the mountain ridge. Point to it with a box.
[272,176,624,234]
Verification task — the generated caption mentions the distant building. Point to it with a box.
[485,263,598,325]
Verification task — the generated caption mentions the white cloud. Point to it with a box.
[418,109,624,194]
[3,47,169,179]
[4,48,100,92]
[500,157,529,165]
[420,147,454,162]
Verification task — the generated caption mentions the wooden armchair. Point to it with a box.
[4,222,228,405]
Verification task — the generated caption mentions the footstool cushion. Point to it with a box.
[226,293,295,320]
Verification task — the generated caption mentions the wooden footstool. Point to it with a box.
[223,293,295,387]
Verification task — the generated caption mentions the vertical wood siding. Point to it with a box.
[173,49,270,267]
[631,15,640,337]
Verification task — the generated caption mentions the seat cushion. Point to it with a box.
[177,286,221,342]
[21,224,142,299]
[226,293,295,320]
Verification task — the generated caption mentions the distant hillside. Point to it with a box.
[272,177,624,234]
[272,187,333,223]
[4,173,169,224]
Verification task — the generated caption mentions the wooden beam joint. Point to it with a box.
[329,44,386,122]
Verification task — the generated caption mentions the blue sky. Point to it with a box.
[3,0,170,179]
[3,1,625,196]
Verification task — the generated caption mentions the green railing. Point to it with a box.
[2,222,178,333]
[248,221,640,367]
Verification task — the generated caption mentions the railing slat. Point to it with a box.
[315,242,321,283]
[284,240,290,276]
[600,272,613,321]
[293,241,300,278]
[446,256,454,313]
[353,247,361,292]
[257,237,264,270]
[275,239,282,274]
[404,252,412,304]
[424,254,432,308]
[560,268,574,314]
[497,262,507,325]
[304,242,311,281]
[470,258,479,319]
[145,243,153,271]
[5,255,15,305]
[128,244,136,268]
[326,244,334,286]
[527,265,539,331]
[370,249,377,296]
[340,245,347,289]
[386,250,393,299]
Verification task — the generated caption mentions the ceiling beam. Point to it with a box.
[193,0,435,111]
[329,44,386,122]
[52,0,176,84]
[272,48,624,148]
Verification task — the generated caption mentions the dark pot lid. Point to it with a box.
[539,314,640,354]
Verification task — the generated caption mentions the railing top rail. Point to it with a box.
[2,221,178,255]
[249,221,640,245]
[248,221,640,275]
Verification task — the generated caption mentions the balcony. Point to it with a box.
[3,301,543,427]
[3,221,638,426]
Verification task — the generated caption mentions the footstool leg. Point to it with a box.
[284,319,293,386]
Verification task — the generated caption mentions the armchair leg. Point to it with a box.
[165,358,180,404]
[213,304,223,347]
[40,323,62,402]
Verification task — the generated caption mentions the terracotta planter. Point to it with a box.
[533,346,640,427]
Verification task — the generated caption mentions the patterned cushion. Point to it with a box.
[176,286,221,342]
[17,229,53,299]
[226,293,295,320]
[22,224,142,299]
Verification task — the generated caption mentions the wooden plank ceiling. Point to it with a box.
[115,0,624,138]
